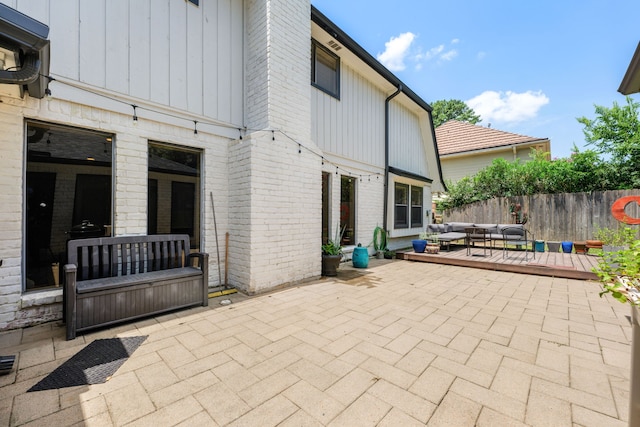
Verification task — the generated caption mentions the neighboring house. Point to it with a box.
[0,1,444,330]
[435,120,550,183]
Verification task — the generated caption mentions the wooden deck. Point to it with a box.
[398,244,601,281]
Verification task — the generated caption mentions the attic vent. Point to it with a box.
[327,40,342,51]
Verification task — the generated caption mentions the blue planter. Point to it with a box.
[352,246,369,268]
[535,240,545,252]
[561,241,573,253]
[412,239,427,253]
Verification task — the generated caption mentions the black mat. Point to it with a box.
[28,336,147,392]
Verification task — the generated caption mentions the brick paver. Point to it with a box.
[0,259,631,426]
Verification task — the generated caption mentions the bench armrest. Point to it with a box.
[188,252,210,304]
[64,264,78,340]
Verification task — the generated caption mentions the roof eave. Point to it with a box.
[440,138,550,158]
[310,6,431,113]
[619,42,640,95]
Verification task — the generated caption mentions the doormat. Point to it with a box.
[28,336,147,392]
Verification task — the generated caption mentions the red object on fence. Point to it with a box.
[611,196,640,225]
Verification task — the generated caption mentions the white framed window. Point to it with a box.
[394,183,423,229]
[311,40,340,99]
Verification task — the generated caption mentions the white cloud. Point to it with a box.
[423,44,444,60]
[451,38,460,44]
[477,51,486,60]
[466,90,550,123]
[440,50,458,61]
[377,32,416,71]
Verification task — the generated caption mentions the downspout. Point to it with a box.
[383,85,402,232]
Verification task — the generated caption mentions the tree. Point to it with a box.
[431,99,482,128]
[577,96,640,188]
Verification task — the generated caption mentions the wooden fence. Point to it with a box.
[442,189,640,242]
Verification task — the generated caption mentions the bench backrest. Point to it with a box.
[67,234,192,281]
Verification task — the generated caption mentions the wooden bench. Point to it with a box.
[64,234,208,340]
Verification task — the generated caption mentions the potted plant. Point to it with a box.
[423,232,440,254]
[383,249,395,259]
[322,225,345,277]
[373,226,387,259]
[594,237,640,424]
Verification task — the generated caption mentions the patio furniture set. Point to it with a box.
[426,222,535,259]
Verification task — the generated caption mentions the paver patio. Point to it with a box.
[0,259,632,426]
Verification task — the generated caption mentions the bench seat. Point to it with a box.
[65,234,208,340]
[76,267,202,294]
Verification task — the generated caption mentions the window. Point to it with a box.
[312,41,340,98]
[340,176,355,246]
[394,182,423,229]
[322,172,330,245]
[394,183,409,228]
[25,121,113,291]
[148,143,201,249]
[411,186,423,227]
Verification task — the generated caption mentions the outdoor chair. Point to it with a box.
[465,227,493,257]
[501,226,535,261]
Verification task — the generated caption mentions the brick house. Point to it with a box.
[0,1,444,330]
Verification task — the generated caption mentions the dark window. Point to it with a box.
[322,172,330,245]
[187,0,199,5]
[411,186,423,227]
[171,181,195,238]
[148,143,201,249]
[25,121,113,291]
[73,175,112,228]
[312,41,340,98]
[340,176,355,246]
[148,179,158,235]
[394,183,409,228]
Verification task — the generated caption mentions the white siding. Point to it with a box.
[388,101,428,177]
[442,151,509,183]
[312,63,386,168]
[3,0,245,126]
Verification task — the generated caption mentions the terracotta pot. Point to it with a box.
[574,241,587,254]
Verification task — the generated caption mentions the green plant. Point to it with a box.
[322,225,345,256]
[594,239,640,305]
[383,249,395,259]
[373,226,387,252]
[419,231,439,243]
[594,226,637,246]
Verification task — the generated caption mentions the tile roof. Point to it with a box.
[435,120,548,156]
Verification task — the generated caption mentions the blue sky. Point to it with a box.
[310,0,640,158]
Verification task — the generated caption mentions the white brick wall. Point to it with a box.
[229,132,321,294]
[0,93,231,330]
[231,0,319,294]
[0,97,29,328]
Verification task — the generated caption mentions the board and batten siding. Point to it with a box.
[1,0,244,126]
[388,101,429,178]
[311,63,386,168]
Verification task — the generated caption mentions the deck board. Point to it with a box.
[398,244,601,281]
